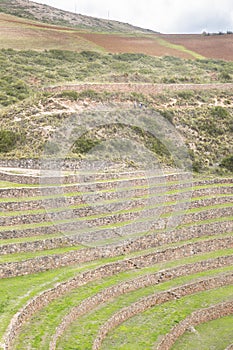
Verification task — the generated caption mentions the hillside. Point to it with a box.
[1,1,233,60]
[0,48,232,173]
[0,2,232,350]
[0,0,155,33]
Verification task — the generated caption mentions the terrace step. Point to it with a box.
[157,301,233,350]
[49,256,233,350]
[92,272,233,349]
[0,235,233,278]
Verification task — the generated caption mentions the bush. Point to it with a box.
[0,76,30,106]
[159,110,174,124]
[58,90,78,101]
[80,51,102,61]
[78,90,102,100]
[0,130,21,153]
[220,155,233,172]
[210,106,229,119]
[220,71,231,81]
[177,90,194,100]
[112,53,146,61]
[72,137,101,154]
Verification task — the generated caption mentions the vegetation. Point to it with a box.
[0,0,153,33]
[0,48,232,107]
[0,4,232,349]
[220,155,233,172]
[0,130,24,153]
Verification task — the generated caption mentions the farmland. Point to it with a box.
[0,1,232,349]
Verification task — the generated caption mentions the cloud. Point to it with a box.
[34,0,233,33]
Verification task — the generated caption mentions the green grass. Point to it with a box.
[1,242,233,343]
[0,245,83,263]
[1,176,231,202]
[0,254,126,339]
[156,37,205,60]
[0,190,231,221]
[0,181,232,218]
[172,315,233,350]
[15,266,233,350]
[0,181,38,188]
[1,226,232,264]
[0,201,231,240]
[100,286,233,350]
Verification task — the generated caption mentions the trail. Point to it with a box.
[44,82,233,95]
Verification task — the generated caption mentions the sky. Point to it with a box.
[34,0,233,34]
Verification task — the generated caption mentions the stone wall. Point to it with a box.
[0,235,233,279]
[45,82,233,95]
[0,220,232,255]
[92,273,233,350]
[156,301,233,350]
[0,176,231,202]
[3,253,233,350]
[0,204,231,241]
[0,164,232,188]
[0,185,231,212]
[0,193,231,228]
[49,255,233,350]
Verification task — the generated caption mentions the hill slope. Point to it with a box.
[0,0,156,33]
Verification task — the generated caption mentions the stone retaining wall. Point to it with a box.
[0,220,232,255]
[0,194,231,228]
[49,255,233,349]
[0,178,231,203]
[156,301,233,350]
[0,170,167,185]
[0,185,232,212]
[0,235,232,279]
[45,82,233,95]
[92,273,233,349]
[3,251,233,350]
[0,168,191,185]
[0,205,231,241]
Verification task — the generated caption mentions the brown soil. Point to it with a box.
[78,33,193,59]
[1,13,233,61]
[160,34,233,61]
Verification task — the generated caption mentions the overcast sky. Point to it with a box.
[34,0,233,33]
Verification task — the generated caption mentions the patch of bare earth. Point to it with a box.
[0,14,100,51]
[159,34,233,61]
[78,33,193,58]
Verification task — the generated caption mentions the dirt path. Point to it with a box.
[45,83,233,95]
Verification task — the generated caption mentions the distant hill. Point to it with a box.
[0,0,156,33]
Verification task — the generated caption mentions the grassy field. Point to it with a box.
[0,171,232,349]
[172,315,233,349]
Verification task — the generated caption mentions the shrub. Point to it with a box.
[220,155,233,172]
[58,90,78,101]
[78,90,102,100]
[0,130,21,153]
[210,106,229,119]
[0,76,30,106]
[220,71,231,81]
[80,51,102,61]
[112,53,146,61]
[72,137,101,154]
[177,90,194,100]
[159,110,174,124]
